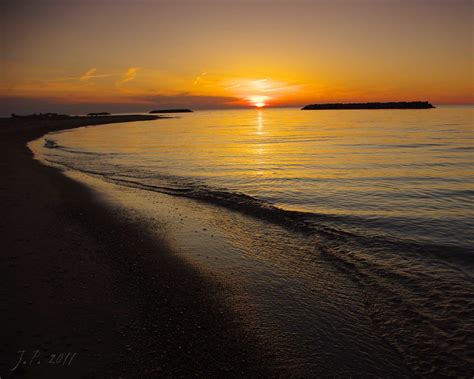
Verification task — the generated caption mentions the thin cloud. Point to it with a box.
[50,68,113,83]
[224,83,241,90]
[80,68,97,81]
[116,67,141,85]
[193,72,207,85]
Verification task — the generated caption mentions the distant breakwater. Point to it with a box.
[302,101,435,110]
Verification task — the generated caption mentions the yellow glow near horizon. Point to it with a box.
[248,95,269,108]
[1,0,473,114]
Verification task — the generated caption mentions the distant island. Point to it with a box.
[150,109,193,113]
[87,112,110,116]
[302,101,435,110]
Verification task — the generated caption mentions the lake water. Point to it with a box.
[34,106,473,376]
[43,106,473,250]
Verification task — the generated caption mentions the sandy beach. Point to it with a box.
[0,116,272,377]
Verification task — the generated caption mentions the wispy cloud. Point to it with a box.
[80,68,97,81]
[116,67,141,85]
[79,68,114,82]
[193,72,207,85]
[224,83,241,90]
[48,68,113,83]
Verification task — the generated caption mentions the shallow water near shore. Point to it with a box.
[30,106,474,376]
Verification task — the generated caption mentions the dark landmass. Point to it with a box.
[0,115,272,377]
[150,108,193,113]
[302,101,435,110]
[11,112,72,120]
[87,112,111,116]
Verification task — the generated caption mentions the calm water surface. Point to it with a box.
[44,106,473,250]
[35,106,474,376]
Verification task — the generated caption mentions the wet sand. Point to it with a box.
[0,116,272,377]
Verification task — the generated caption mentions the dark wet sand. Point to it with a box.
[0,116,272,377]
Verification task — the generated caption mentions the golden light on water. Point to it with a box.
[256,110,264,135]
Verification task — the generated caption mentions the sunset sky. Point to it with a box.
[1,0,472,114]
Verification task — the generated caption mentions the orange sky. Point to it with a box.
[1,0,473,114]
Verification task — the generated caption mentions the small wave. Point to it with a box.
[42,150,474,265]
[336,142,445,149]
[98,174,473,266]
[453,146,474,151]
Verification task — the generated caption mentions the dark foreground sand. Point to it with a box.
[0,116,272,377]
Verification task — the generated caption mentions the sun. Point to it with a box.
[248,95,269,108]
